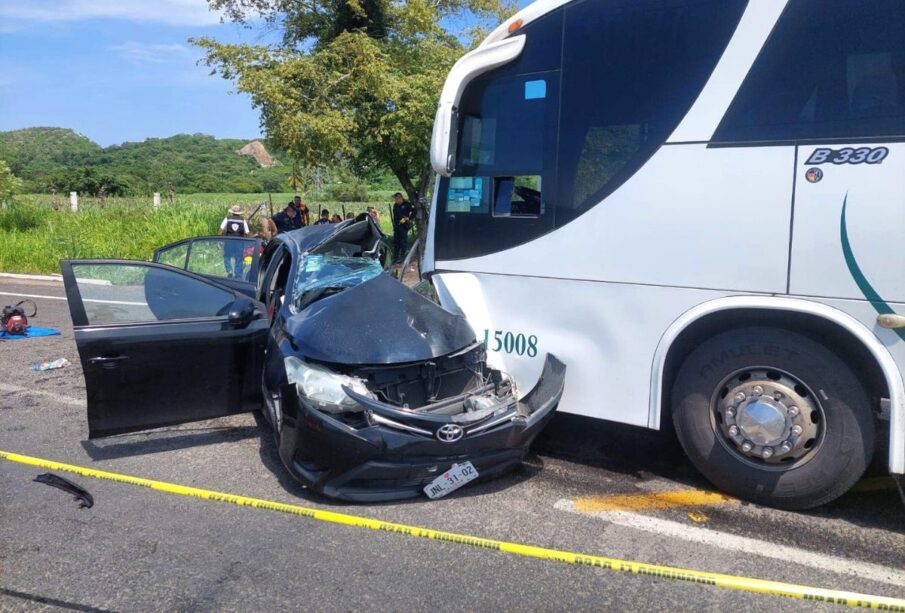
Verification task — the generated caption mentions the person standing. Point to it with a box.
[314,209,331,225]
[270,202,302,235]
[391,192,414,265]
[219,205,250,279]
[297,200,311,226]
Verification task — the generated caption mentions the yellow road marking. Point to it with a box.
[687,511,710,523]
[1,450,904,611]
[572,476,897,515]
[574,488,736,513]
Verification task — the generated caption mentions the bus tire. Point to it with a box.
[671,327,874,510]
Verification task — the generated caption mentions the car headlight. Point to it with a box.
[284,356,372,413]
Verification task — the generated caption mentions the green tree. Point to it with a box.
[194,0,514,226]
[0,160,23,204]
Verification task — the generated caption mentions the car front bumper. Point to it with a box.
[276,354,566,502]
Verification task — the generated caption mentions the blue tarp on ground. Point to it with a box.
[0,327,61,340]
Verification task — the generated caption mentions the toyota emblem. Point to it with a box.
[436,424,464,443]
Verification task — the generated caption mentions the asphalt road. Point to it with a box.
[1,277,903,612]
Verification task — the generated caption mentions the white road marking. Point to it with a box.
[0,383,85,408]
[555,498,905,587]
[0,291,66,301]
[0,291,145,306]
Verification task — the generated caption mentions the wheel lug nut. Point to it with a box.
[728,425,739,436]
[741,441,754,453]
[726,407,735,418]
[773,392,783,400]
[780,441,793,452]
[788,406,799,417]
[762,447,774,459]
[752,385,763,396]
[734,392,746,403]
[791,425,803,436]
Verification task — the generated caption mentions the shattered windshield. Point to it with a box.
[291,255,384,312]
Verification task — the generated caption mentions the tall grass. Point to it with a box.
[0,193,394,274]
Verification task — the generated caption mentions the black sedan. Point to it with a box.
[60,214,565,501]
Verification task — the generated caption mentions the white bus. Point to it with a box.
[424,0,905,509]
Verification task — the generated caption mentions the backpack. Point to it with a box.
[2,300,36,336]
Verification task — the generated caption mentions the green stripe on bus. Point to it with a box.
[840,193,905,342]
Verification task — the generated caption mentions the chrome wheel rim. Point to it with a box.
[710,367,825,470]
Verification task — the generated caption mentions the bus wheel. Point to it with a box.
[671,327,874,510]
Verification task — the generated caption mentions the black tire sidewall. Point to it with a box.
[672,327,875,510]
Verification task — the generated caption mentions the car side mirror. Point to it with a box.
[227,297,256,328]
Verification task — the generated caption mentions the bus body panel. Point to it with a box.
[433,272,728,427]
[790,143,905,303]
[435,143,794,294]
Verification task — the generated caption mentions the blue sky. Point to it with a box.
[0,0,526,147]
[0,0,278,146]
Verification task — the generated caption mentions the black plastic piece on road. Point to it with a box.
[0,587,113,613]
[33,473,94,509]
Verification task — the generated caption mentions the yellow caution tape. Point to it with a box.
[2,449,903,610]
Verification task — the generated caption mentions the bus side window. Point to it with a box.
[555,0,747,226]
[713,0,905,142]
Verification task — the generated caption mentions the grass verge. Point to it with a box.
[0,194,397,274]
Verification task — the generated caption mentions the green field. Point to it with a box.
[0,193,401,274]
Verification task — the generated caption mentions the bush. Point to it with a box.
[325,182,368,202]
[0,200,43,232]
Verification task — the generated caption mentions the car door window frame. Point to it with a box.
[153,236,263,283]
[61,259,245,328]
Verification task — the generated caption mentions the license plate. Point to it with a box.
[423,462,479,499]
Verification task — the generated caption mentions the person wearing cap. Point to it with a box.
[219,205,250,279]
[270,202,303,235]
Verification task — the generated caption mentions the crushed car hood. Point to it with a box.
[285,273,476,365]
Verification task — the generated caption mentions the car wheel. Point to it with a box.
[671,327,874,510]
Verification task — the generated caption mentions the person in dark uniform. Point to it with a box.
[219,205,250,279]
[391,192,414,264]
[270,203,302,235]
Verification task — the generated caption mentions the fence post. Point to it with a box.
[69,192,79,213]
[153,193,161,208]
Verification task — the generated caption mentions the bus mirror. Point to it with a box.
[431,103,457,176]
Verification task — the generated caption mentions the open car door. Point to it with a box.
[153,236,264,298]
[61,260,269,438]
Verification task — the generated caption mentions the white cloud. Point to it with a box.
[0,0,222,27]
[111,42,196,64]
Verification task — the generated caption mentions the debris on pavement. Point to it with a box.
[1,326,62,341]
[33,473,94,509]
[32,357,70,371]
[1,299,37,335]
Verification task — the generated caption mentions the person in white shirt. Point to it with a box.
[219,205,250,278]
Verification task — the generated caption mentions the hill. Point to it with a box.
[0,127,102,177]
[0,127,291,194]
